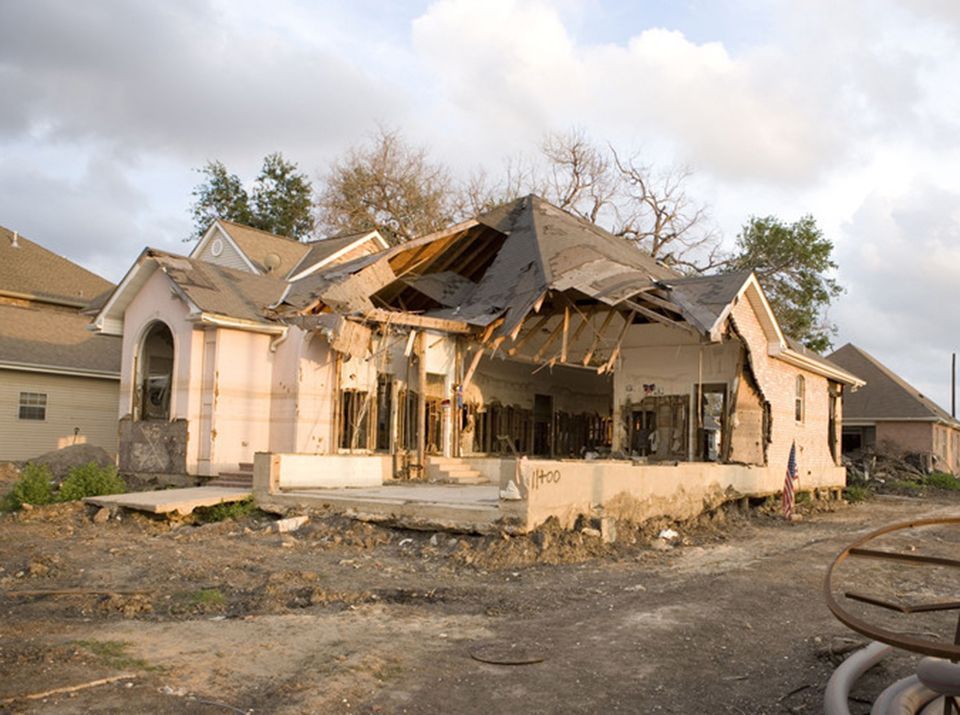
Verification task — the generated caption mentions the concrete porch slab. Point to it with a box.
[260,483,505,534]
[85,487,252,515]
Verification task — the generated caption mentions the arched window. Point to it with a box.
[137,322,174,420]
[795,375,805,423]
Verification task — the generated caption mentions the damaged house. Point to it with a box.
[91,196,861,530]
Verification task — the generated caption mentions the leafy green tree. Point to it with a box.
[190,161,252,238]
[727,215,842,353]
[250,153,315,241]
[189,153,315,241]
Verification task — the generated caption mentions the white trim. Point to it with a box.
[91,253,154,335]
[190,312,286,335]
[286,231,388,281]
[774,346,865,386]
[742,275,786,348]
[191,221,260,274]
[0,360,120,380]
[844,417,954,425]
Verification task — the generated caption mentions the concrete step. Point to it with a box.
[426,463,488,485]
[438,468,483,478]
[208,479,253,488]
[216,471,252,480]
[238,462,254,472]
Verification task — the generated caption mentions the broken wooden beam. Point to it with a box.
[621,299,696,333]
[583,309,619,366]
[361,308,472,334]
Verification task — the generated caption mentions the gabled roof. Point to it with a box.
[828,343,955,423]
[286,230,389,280]
[0,226,113,308]
[216,220,311,276]
[93,249,288,334]
[0,303,120,376]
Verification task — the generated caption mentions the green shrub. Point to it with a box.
[191,588,227,608]
[194,496,258,523]
[58,462,126,502]
[927,472,960,491]
[844,484,871,503]
[2,463,55,511]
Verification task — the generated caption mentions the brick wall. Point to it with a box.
[730,299,839,484]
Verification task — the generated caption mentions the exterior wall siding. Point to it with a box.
[0,369,119,460]
[195,228,252,273]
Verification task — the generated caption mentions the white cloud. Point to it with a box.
[412,0,844,182]
[833,182,960,407]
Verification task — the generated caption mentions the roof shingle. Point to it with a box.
[0,226,113,307]
[828,343,955,423]
[0,303,121,374]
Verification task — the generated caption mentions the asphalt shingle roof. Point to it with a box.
[0,226,113,307]
[218,220,311,276]
[828,343,955,423]
[0,303,121,374]
[287,232,372,278]
[148,250,288,324]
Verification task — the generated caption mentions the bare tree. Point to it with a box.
[316,127,457,244]
[531,129,721,272]
[540,129,617,224]
[609,150,721,271]
[316,126,720,269]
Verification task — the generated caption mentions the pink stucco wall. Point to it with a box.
[120,269,205,472]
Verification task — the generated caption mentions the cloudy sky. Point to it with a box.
[3,0,960,406]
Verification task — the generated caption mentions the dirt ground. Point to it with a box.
[2,492,959,714]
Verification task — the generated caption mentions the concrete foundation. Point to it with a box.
[253,451,846,534]
[255,452,390,491]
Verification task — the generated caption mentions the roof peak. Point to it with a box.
[216,219,303,243]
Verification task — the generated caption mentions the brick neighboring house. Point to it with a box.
[828,343,960,473]
[0,226,122,460]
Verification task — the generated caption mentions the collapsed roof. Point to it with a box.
[91,195,861,385]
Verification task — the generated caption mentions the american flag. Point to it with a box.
[782,441,799,518]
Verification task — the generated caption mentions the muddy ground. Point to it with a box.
[1,492,959,714]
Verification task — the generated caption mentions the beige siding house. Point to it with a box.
[0,227,121,460]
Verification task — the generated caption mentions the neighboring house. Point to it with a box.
[91,196,861,515]
[828,343,960,473]
[0,226,121,460]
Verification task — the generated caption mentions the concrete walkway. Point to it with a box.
[85,487,252,515]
